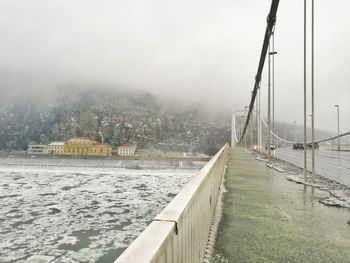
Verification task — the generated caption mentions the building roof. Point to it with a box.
[99,143,112,148]
[71,137,96,141]
[49,142,65,146]
[68,137,98,143]
[118,143,136,149]
[66,137,111,147]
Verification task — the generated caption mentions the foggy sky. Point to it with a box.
[0,0,349,134]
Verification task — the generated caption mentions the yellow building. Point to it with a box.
[63,137,112,156]
[48,142,65,154]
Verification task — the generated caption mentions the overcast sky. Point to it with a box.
[0,0,349,134]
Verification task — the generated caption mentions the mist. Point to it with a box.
[0,0,349,133]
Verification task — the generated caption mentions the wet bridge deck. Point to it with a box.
[213,147,350,262]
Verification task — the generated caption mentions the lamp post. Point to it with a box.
[309,114,316,182]
[270,32,278,154]
[335,105,340,151]
[294,121,297,142]
[258,85,262,151]
[250,92,253,149]
[271,49,278,145]
[231,110,235,147]
[244,106,249,148]
[267,46,278,159]
[311,0,316,184]
[268,40,271,159]
[250,111,253,148]
[256,88,259,149]
[303,0,307,182]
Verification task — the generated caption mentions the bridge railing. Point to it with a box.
[115,144,230,263]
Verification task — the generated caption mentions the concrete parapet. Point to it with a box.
[115,144,229,263]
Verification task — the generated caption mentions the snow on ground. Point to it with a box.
[252,151,350,209]
[0,157,201,262]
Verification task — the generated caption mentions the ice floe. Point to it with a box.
[0,157,199,262]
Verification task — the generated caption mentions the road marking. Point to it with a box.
[317,161,348,170]
[276,151,349,170]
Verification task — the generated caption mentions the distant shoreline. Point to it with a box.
[0,152,210,162]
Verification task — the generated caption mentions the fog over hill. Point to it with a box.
[0,88,231,155]
[1,85,342,154]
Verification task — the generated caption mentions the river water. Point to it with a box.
[0,156,203,262]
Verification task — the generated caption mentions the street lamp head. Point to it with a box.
[334,104,339,108]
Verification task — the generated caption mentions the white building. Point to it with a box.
[47,142,65,154]
[27,144,48,154]
[117,144,136,156]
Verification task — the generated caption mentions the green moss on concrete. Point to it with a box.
[213,148,350,262]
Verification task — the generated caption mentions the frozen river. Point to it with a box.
[0,157,203,262]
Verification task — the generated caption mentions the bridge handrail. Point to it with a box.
[316,131,350,144]
[115,144,230,263]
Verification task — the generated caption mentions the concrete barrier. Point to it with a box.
[115,144,229,263]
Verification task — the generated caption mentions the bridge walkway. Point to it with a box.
[212,147,350,262]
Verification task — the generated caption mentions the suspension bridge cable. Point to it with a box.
[234,0,348,147]
[315,131,350,144]
[233,111,350,147]
[237,0,280,144]
[259,114,295,144]
[259,113,350,144]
